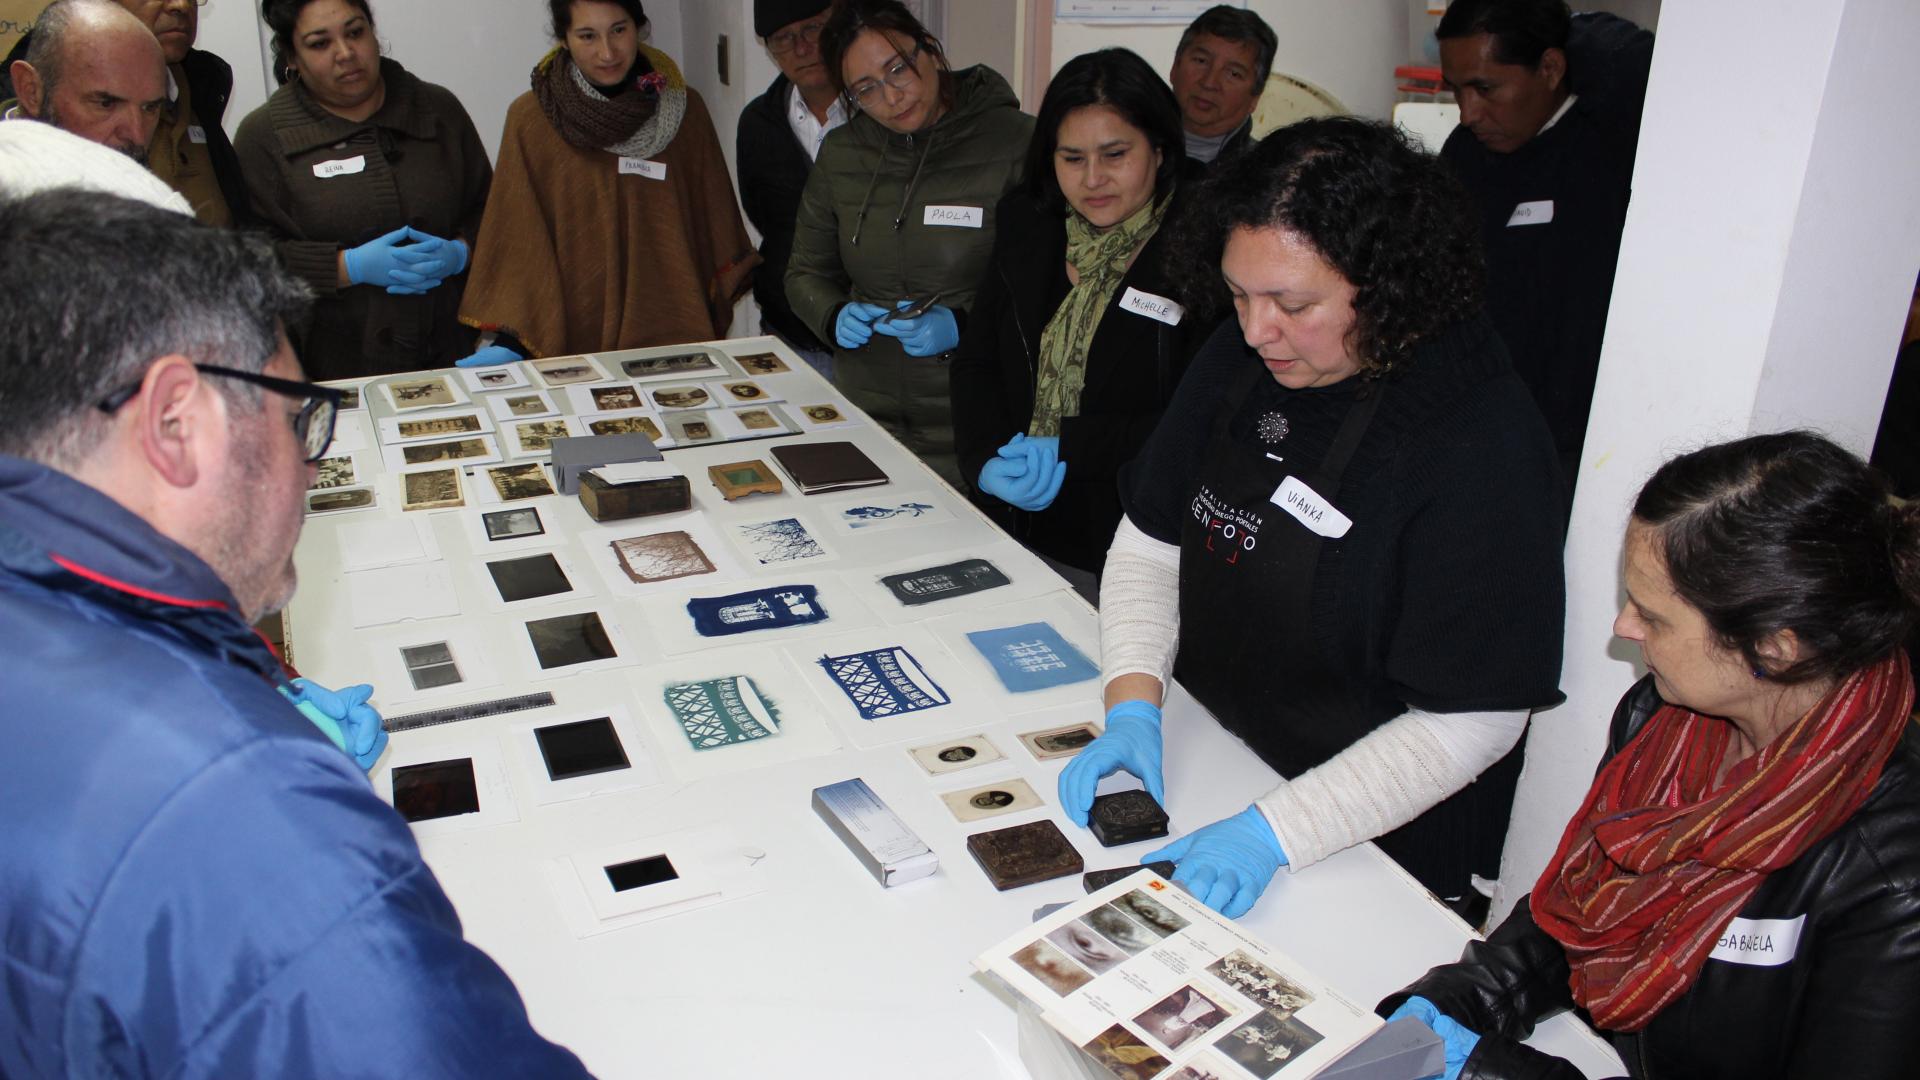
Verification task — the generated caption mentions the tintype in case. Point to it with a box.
[966,819,1084,890]
[1088,790,1170,847]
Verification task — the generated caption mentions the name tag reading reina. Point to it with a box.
[312,155,367,179]
[923,205,982,228]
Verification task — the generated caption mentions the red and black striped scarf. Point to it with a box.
[1532,652,1913,1030]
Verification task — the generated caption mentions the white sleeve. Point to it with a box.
[1252,707,1529,871]
[1098,515,1182,690]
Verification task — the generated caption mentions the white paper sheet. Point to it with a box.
[345,561,461,628]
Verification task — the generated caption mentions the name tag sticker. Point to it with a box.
[1120,287,1184,326]
[619,157,668,180]
[1507,199,1554,226]
[311,155,366,179]
[187,124,208,145]
[923,205,983,228]
[1271,476,1352,539]
[1709,915,1804,967]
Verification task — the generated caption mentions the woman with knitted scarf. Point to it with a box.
[950,48,1216,587]
[1383,431,1920,1080]
[458,0,758,364]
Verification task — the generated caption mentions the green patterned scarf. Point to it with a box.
[1029,192,1171,437]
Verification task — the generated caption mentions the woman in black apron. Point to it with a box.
[1058,118,1568,917]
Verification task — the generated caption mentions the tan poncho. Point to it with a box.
[461,64,757,357]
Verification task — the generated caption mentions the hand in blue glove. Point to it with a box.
[834,302,891,349]
[1057,700,1164,826]
[342,226,445,295]
[288,677,388,772]
[872,302,960,355]
[1144,804,1288,918]
[455,344,524,368]
[394,231,469,279]
[975,433,1066,511]
[1386,996,1481,1080]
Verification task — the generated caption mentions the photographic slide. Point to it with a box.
[391,758,480,822]
[534,716,631,782]
[525,611,618,670]
[483,506,546,542]
[486,553,573,603]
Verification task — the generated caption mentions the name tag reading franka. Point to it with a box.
[1708,915,1804,967]
[923,205,983,228]
[1271,476,1352,539]
[1120,287,1185,326]
[187,124,208,145]
[619,157,668,180]
[311,155,366,179]
[1506,199,1554,226]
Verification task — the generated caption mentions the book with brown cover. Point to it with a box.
[769,441,889,494]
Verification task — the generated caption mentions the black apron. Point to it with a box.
[1173,362,1522,899]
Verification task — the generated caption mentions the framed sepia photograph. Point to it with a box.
[801,403,846,425]
[1019,722,1103,760]
[734,351,790,376]
[620,351,717,378]
[531,357,605,386]
[649,384,711,411]
[306,487,375,514]
[512,420,573,454]
[402,467,465,511]
[386,375,457,411]
[669,414,715,443]
[396,413,484,440]
[585,414,663,439]
[487,462,554,502]
[483,506,545,542]
[310,454,356,490]
[589,385,644,411]
[720,381,766,403]
[524,611,618,669]
[401,437,492,466]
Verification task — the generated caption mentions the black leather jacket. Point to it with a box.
[1381,675,1920,1079]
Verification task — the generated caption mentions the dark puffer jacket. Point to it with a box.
[1380,675,1920,1079]
[785,65,1033,485]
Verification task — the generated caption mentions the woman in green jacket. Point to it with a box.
[785,0,1033,487]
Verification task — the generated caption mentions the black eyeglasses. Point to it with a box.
[845,44,924,111]
[97,364,344,463]
[766,19,824,55]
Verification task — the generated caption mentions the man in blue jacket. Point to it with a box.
[0,190,590,1078]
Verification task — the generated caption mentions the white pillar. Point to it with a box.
[1495,0,1920,920]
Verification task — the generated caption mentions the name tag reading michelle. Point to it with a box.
[187,124,208,145]
[923,205,982,228]
[1709,915,1804,967]
[1271,475,1353,539]
[1120,287,1184,326]
[312,155,366,179]
[619,156,668,180]
[1507,199,1554,226]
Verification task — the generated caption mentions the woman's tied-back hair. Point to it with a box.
[1634,430,1920,684]
[1168,116,1484,375]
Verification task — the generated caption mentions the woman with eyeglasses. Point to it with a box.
[785,0,1034,487]
[234,0,493,381]
[456,0,758,366]
[949,48,1217,588]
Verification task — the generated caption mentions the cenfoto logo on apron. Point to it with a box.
[1191,486,1261,562]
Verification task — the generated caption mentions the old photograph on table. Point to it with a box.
[563,382,647,414]
[731,350,790,376]
[726,406,791,436]
[530,355,609,387]
[578,410,669,443]
[519,607,638,679]
[625,645,840,783]
[361,622,503,706]
[373,738,519,838]
[1019,721,1104,761]
[714,379,781,405]
[476,548,592,609]
[940,778,1042,823]
[647,383,713,411]
[458,503,559,555]
[399,466,466,512]
[783,624,983,749]
[384,433,502,472]
[377,408,493,445]
[974,877,1380,1080]
[575,516,747,599]
[308,452,361,490]
[381,374,466,412]
[728,516,833,567]
[506,704,660,807]
[908,733,1003,776]
[306,486,376,515]
[507,416,584,457]
[794,401,858,430]
[483,461,556,503]
[485,388,559,422]
[816,490,955,535]
[458,362,529,393]
[664,411,720,446]
[613,348,723,380]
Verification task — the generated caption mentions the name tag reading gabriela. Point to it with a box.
[1708,915,1804,967]
[619,157,668,180]
[923,205,983,228]
[1120,287,1184,326]
[1506,199,1554,226]
[312,155,366,179]
[1271,475,1353,539]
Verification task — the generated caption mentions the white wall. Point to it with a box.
[1493,0,1920,922]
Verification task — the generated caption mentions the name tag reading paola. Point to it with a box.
[1507,199,1554,226]
[923,205,982,228]
[619,157,668,180]
[1120,287,1184,326]
[1709,915,1804,967]
[311,155,366,179]
[1271,475,1353,539]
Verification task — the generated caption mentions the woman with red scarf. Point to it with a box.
[1381,430,1920,1079]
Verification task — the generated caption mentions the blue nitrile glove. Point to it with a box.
[834,302,891,348]
[343,226,447,295]
[1387,996,1481,1080]
[1144,804,1288,918]
[1058,700,1164,826]
[976,433,1067,511]
[456,344,524,368]
[398,232,469,278]
[872,302,960,355]
[287,677,388,772]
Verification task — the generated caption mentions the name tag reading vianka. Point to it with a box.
[312,155,366,179]
[619,157,668,180]
[1120,287,1184,326]
[1271,475,1353,539]
[923,205,982,228]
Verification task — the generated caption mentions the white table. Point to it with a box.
[287,337,1623,1079]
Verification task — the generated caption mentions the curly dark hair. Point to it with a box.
[1167,116,1484,375]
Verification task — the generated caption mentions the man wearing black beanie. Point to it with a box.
[737,0,843,372]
